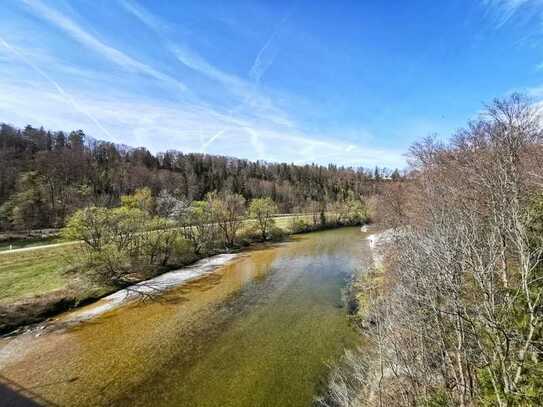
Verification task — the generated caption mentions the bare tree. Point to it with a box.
[362,94,543,406]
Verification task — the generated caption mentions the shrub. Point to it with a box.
[268,225,286,241]
[62,206,188,286]
[289,217,312,234]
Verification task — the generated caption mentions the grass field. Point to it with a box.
[0,245,75,304]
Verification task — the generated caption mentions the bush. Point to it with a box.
[289,217,312,234]
[268,225,286,241]
[62,206,190,286]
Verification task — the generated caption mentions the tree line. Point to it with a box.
[0,123,398,231]
[62,187,367,287]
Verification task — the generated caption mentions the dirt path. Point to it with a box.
[0,241,78,255]
[0,214,317,256]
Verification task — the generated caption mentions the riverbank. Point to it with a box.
[0,235,269,336]
[1,219,366,336]
[0,227,365,407]
[316,228,392,406]
[1,253,241,342]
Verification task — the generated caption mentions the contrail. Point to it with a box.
[0,36,113,139]
[249,5,297,84]
[201,129,226,152]
[244,126,266,157]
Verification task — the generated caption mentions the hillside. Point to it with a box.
[0,123,397,230]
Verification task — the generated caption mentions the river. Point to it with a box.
[0,227,370,406]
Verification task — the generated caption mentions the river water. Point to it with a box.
[0,227,369,406]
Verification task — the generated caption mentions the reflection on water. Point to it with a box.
[0,227,366,407]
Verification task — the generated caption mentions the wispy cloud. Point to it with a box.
[119,0,274,107]
[249,9,293,84]
[105,1,404,166]
[171,45,240,89]
[117,0,168,33]
[22,0,186,90]
[482,0,542,26]
[119,0,225,82]
[0,80,404,167]
[0,35,112,139]
[118,0,297,155]
[482,0,543,91]
[0,1,406,168]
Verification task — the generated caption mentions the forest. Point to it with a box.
[0,123,397,231]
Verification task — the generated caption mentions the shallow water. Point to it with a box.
[0,227,367,406]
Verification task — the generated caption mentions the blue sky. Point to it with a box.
[1,0,542,168]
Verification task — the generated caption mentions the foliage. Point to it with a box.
[120,187,154,213]
[248,197,278,240]
[289,217,312,234]
[181,200,216,255]
[0,171,51,230]
[335,192,368,225]
[268,225,287,242]
[527,193,543,251]
[208,192,246,247]
[62,190,188,286]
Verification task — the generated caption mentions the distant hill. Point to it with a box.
[0,123,399,230]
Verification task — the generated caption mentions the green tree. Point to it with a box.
[249,197,278,240]
[181,200,215,255]
[0,171,50,230]
[339,192,367,225]
[63,206,189,286]
[140,217,187,267]
[68,130,85,151]
[63,206,146,285]
[121,187,155,214]
[390,168,401,181]
[208,192,246,247]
